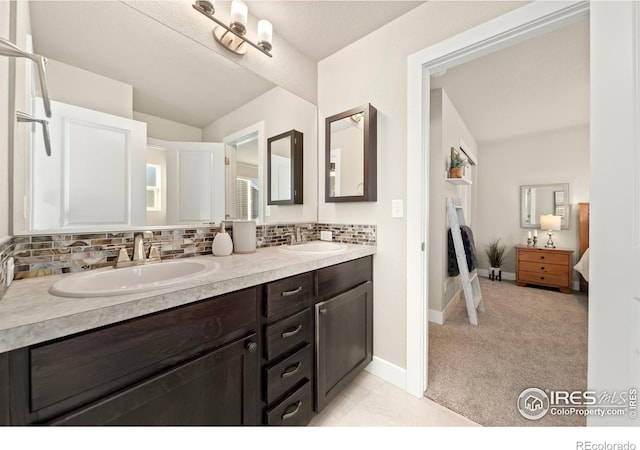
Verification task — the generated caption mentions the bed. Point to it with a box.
[575,202,590,293]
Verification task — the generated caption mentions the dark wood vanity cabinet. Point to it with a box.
[315,257,373,412]
[0,255,374,426]
[261,274,315,425]
[6,287,260,426]
[0,353,9,425]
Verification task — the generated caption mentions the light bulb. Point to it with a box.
[257,20,273,51]
[230,0,248,34]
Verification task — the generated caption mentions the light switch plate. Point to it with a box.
[265,205,271,217]
[320,231,332,241]
[392,199,404,218]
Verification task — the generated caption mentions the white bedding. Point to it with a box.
[574,248,589,282]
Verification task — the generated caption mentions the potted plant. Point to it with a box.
[484,238,506,281]
[449,151,468,178]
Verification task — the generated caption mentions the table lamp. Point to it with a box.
[540,214,561,248]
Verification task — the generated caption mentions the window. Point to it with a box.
[146,163,161,212]
[235,177,259,220]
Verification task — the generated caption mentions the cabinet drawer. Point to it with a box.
[518,271,569,288]
[30,288,257,414]
[265,272,314,319]
[265,381,312,426]
[265,309,311,361]
[318,256,372,299]
[264,344,312,404]
[519,261,569,275]
[518,251,569,265]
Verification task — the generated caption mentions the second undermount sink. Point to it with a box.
[49,258,221,298]
[278,241,348,255]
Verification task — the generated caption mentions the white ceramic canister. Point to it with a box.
[212,222,233,256]
[232,220,256,254]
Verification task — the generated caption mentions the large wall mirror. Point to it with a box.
[325,103,377,202]
[268,130,303,205]
[520,183,570,230]
[12,1,318,233]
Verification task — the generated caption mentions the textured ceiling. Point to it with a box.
[430,18,590,144]
[244,1,424,61]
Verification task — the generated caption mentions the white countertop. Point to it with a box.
[0,244,376,353]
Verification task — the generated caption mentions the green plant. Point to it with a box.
[484,238,506,268]
[450,152,468,169]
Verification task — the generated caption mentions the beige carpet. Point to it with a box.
[426,278,588,426]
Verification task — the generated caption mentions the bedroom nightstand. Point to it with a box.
[515,246,574,294]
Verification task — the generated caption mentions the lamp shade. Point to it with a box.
[230,0,248,27]
[257,20,272,44]
[540,214,561,231]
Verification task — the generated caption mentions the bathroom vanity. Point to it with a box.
[0,245,374,426]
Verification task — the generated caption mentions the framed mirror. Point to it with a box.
[520,183,570,230]
[325,103,377,202]
[268,130,303,205]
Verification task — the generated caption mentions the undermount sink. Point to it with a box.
[278,241,348,255]
[49,258,221,298]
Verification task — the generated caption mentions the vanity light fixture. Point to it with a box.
[192,0,273,57]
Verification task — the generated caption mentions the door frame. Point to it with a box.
[405,1,591,398]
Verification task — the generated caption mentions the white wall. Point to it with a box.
[133,111,202,142]
[46,59,132,118]
[429,88,478,314]
[475,125,590,275]
[0,1,10,240]
[44,61,203,143]
[317,1,525,369]
[203,86,318,224]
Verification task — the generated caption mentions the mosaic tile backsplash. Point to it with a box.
[1,223,376,288]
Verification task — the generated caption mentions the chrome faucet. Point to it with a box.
[289,224,314,245]
[115,231,160,268]
[133,231,152,261]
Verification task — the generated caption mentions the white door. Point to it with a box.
[589,1,640,426]
[31,99,146,230]
[164,141,225,226]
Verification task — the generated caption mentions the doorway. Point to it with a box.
[404,2,591,399]
[223,122,265,223]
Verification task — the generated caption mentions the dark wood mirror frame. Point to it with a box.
[267,129,303,205]
[325,103,377,202]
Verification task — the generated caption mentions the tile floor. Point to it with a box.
[308,370,479,427]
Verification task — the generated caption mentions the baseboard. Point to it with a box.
[443,290,462,323]
[428,309,443,324]
[477,268,516,281]
[365,356,406,391]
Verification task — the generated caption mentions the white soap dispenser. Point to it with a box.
[212,222,233,256]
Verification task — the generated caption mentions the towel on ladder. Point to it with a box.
[447,225,478,277]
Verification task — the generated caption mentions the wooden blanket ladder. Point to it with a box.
[446,197,485,325]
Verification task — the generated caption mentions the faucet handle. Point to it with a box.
[148,245,161,261]
[116,247,130,264]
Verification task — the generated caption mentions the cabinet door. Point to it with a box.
[50,335,259,426]
[315,281,373,412]
[0,352,8,425]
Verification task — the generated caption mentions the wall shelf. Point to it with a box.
[445,177,472,185]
